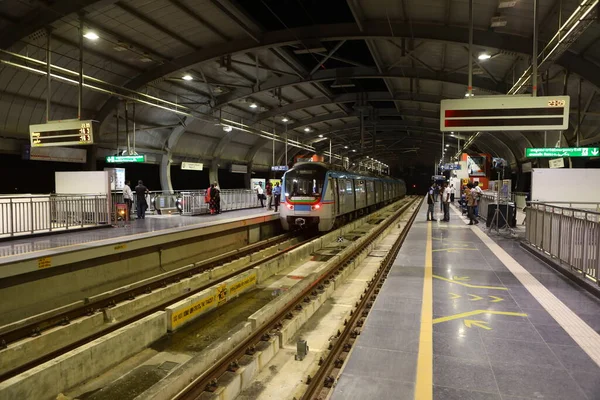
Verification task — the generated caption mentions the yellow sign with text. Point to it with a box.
[38,257,52,269]
[169,288,217,330]
[228,271,257,298]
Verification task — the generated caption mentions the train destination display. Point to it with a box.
[30,120,94,147]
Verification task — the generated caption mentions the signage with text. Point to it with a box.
[442,163,461,170]
[271,165,288,171]
[30,120,94,147]
[105,154,146,163]
[549,158,565,168]
[525,147,599,158]
[181,162,203,171]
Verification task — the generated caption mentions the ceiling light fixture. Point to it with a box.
[304,127,311,132]
[249,103,258,109]
[182,75,193,81]
[344,146,348,149]
[83,32,99,40]
[478,53,491,61]
[318,134,324,138]
[352,149,357,152]
[282,117,289,123]
[446,144,450,147]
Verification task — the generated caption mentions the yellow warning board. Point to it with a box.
[169,288,217,330]
[229,271,257,298]
[38,257,52,269]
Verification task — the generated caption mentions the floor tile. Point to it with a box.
[331,374,415,400]
[475,319,542,342]
[433,385,500,400]
[433,332,487,361]
[534,323,578,346]
[433,354,498,393]
[492,361,588,400]
[570,369,600,400]
[548,344,600,373]
[358,325,420,354]
[342,346,417,383]
[482,337,563,368]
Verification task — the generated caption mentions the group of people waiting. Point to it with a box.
[253,181,282,212]
[426,180,483,225]
[123,180,149,220]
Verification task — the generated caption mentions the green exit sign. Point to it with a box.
[525,147,600,158]
[105,154,146,163]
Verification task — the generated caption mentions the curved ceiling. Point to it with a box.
[0,0,599,177]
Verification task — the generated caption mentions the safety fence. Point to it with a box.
[0,194,110,238]
[475,192,527,225]
[525,202,600,285]
[111,189,261,218]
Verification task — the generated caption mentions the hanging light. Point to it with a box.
[304,127,311,132]
[282,117,289,123]
[182,75,193,81]
[83,32,99,40]
[249,103,258,109]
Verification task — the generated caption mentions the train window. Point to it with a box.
[285,169,325,199]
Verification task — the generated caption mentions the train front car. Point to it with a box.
[280,163,335,231]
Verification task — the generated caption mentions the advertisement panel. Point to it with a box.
[467,156,486,176]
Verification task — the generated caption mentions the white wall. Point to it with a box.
[55,171,110,195]
[532,168,600,208]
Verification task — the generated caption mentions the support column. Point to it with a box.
[159,154,173,192]
[209,159,219,186]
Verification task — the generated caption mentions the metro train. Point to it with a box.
[280,162,407,231]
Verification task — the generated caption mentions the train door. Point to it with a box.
[338,178,346,213]
[332,178,339,216]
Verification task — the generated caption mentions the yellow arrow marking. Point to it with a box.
[468,294,484,301]
[453,276,470,281]
[489,295,504,303]
[464,319,492,330]
[433,275,508,291]
[433,310,528,324]
[449,292,461,300]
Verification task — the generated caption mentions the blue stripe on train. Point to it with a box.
[294,205,311,211]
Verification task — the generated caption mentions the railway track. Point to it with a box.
[0,229,315,381]
[173,197,421,400]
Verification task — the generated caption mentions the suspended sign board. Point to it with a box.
[549,158,565,168]
[525,147,599,158]
[105,154,146,163]
[440,95,570,132]
[23,145,87,163]
[442,163,461,170]
[30,120,94,147]
[271,165,288,171]
[181,162,203,171]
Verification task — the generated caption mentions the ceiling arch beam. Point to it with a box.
[94,21,600,127]
[215,66,507,109]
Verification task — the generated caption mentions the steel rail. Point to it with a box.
[174,197,420,400]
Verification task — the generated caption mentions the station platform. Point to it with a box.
[332,200,600,400]
[0,208,278,278]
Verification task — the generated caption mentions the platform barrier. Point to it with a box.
[180,189,260,216]
[525,202,600,284]
[0,194,109,238]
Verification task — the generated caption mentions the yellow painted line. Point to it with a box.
[415,222,433,400]
[489,295,504,303]
[468,294,484,301]
[433,274,509,291]
[433,310,528,324]
[464,319,492,330]
[449,292,461,300]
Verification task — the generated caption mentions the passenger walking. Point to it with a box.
[265,181,273,210]
[134,180,149,219]
[442,182,451,222]
[123,180,133,220]
[254,181,265,207]
[427,183,435,221]
[213,181,221,214]
[273,182,281,212]
[450,183,455,203]
[466,183,478,225]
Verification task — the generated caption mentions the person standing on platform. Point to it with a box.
[450,183,455,203]
[209,183,220,214]
[254,181,265,207]
[473,181,483,217]
[466,183,478,225]
[265,181,273,210]
[213,181,221,214]
[135,180,149,219]
[273,182,281,212]
[442,182,451,222]
[427,183,435,221]
[123,180,133,220]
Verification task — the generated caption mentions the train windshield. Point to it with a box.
[285,169,325,200]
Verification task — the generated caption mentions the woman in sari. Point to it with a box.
[209,183,220,214]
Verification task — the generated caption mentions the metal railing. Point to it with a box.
[111,189,261,218]
[181,189,260,216]
[0,194,109,238]
[525,202,600,284]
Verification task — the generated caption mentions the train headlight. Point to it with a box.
[286,203,294,210]
[311,204,321,211]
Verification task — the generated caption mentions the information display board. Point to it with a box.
[271,165,288,171]
[440,95,570,132]
[525,147,600,158]
[30,120,94,147]
[105,155,145,163]
[181,162,203,171]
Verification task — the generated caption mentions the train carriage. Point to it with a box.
[280,162,406,231]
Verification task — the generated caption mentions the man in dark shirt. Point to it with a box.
[427,183,435,221]
[134,180,149,219]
